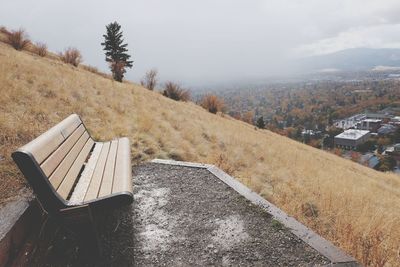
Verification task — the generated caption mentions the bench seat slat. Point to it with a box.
[68,143,103,205]
[84,142,110,201]
[112,138,132,194]
[49,131,90,189]
[40,125,86,177]
[98,140,118,198]
[57,138,95,199]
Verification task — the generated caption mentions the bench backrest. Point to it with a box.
[12,114,94,214]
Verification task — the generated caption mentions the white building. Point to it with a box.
[334,129,370,150]
[334,114,366,129]
[391,116,400,126]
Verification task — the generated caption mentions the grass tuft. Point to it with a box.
[271,219,285,231]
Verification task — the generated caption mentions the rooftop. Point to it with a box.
[378,124,397,134]
[365,113,392,119]
[362,119,381,123]
[384,145,400,153]
[335,129,370,140]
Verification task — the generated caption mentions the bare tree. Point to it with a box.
[140,69,158,90]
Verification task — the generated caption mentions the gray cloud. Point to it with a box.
[2,0,400,85]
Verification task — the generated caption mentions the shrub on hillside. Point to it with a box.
[163,81,190,101]
[7,29,31,50]
[200,94,224,114]
[33,42,47,57]
[140,69,158,90]
[0,27,10,43]
[0,26,10,35]
[59,47,82,67]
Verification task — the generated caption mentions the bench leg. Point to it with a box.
[60,205,103,260]
[79,206,102,258]
[29,213,60,266]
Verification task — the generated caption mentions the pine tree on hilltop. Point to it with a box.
[101,22,133,82]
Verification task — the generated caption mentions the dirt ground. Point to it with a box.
[116,163,328,266]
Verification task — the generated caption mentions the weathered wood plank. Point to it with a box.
[49,132,89,189]
[98,140,118,198]
[19,114,81,164]
[69,143,103,205]
[84,142,110,201]
[112,138,132,194]
[40,125,85,177]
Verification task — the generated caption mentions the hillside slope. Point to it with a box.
[1,42,399,266]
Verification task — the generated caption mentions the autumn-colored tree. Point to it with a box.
[350,151,361,162]
[242,111,254,124]
[309,139,321,149]
[333,148,342,156]
[231,113,242,121]
[200,94,224,114]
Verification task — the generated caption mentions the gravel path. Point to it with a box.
[30,162,330,266]
[125,163,329,266]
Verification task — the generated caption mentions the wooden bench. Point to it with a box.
[12,114,133,256]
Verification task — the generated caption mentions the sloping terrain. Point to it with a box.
[0,41,399,266]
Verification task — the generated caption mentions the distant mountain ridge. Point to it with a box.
[298,48,400,73]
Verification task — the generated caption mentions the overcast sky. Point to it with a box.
[2,0,400,86]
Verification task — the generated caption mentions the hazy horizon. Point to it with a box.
[3,0,400,86]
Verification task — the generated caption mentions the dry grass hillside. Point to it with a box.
[1,40,400,266]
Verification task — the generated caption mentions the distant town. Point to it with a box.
[332,109,400,173]
[194,78,400,174]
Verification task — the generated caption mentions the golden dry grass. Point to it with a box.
[0,41,399,266]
